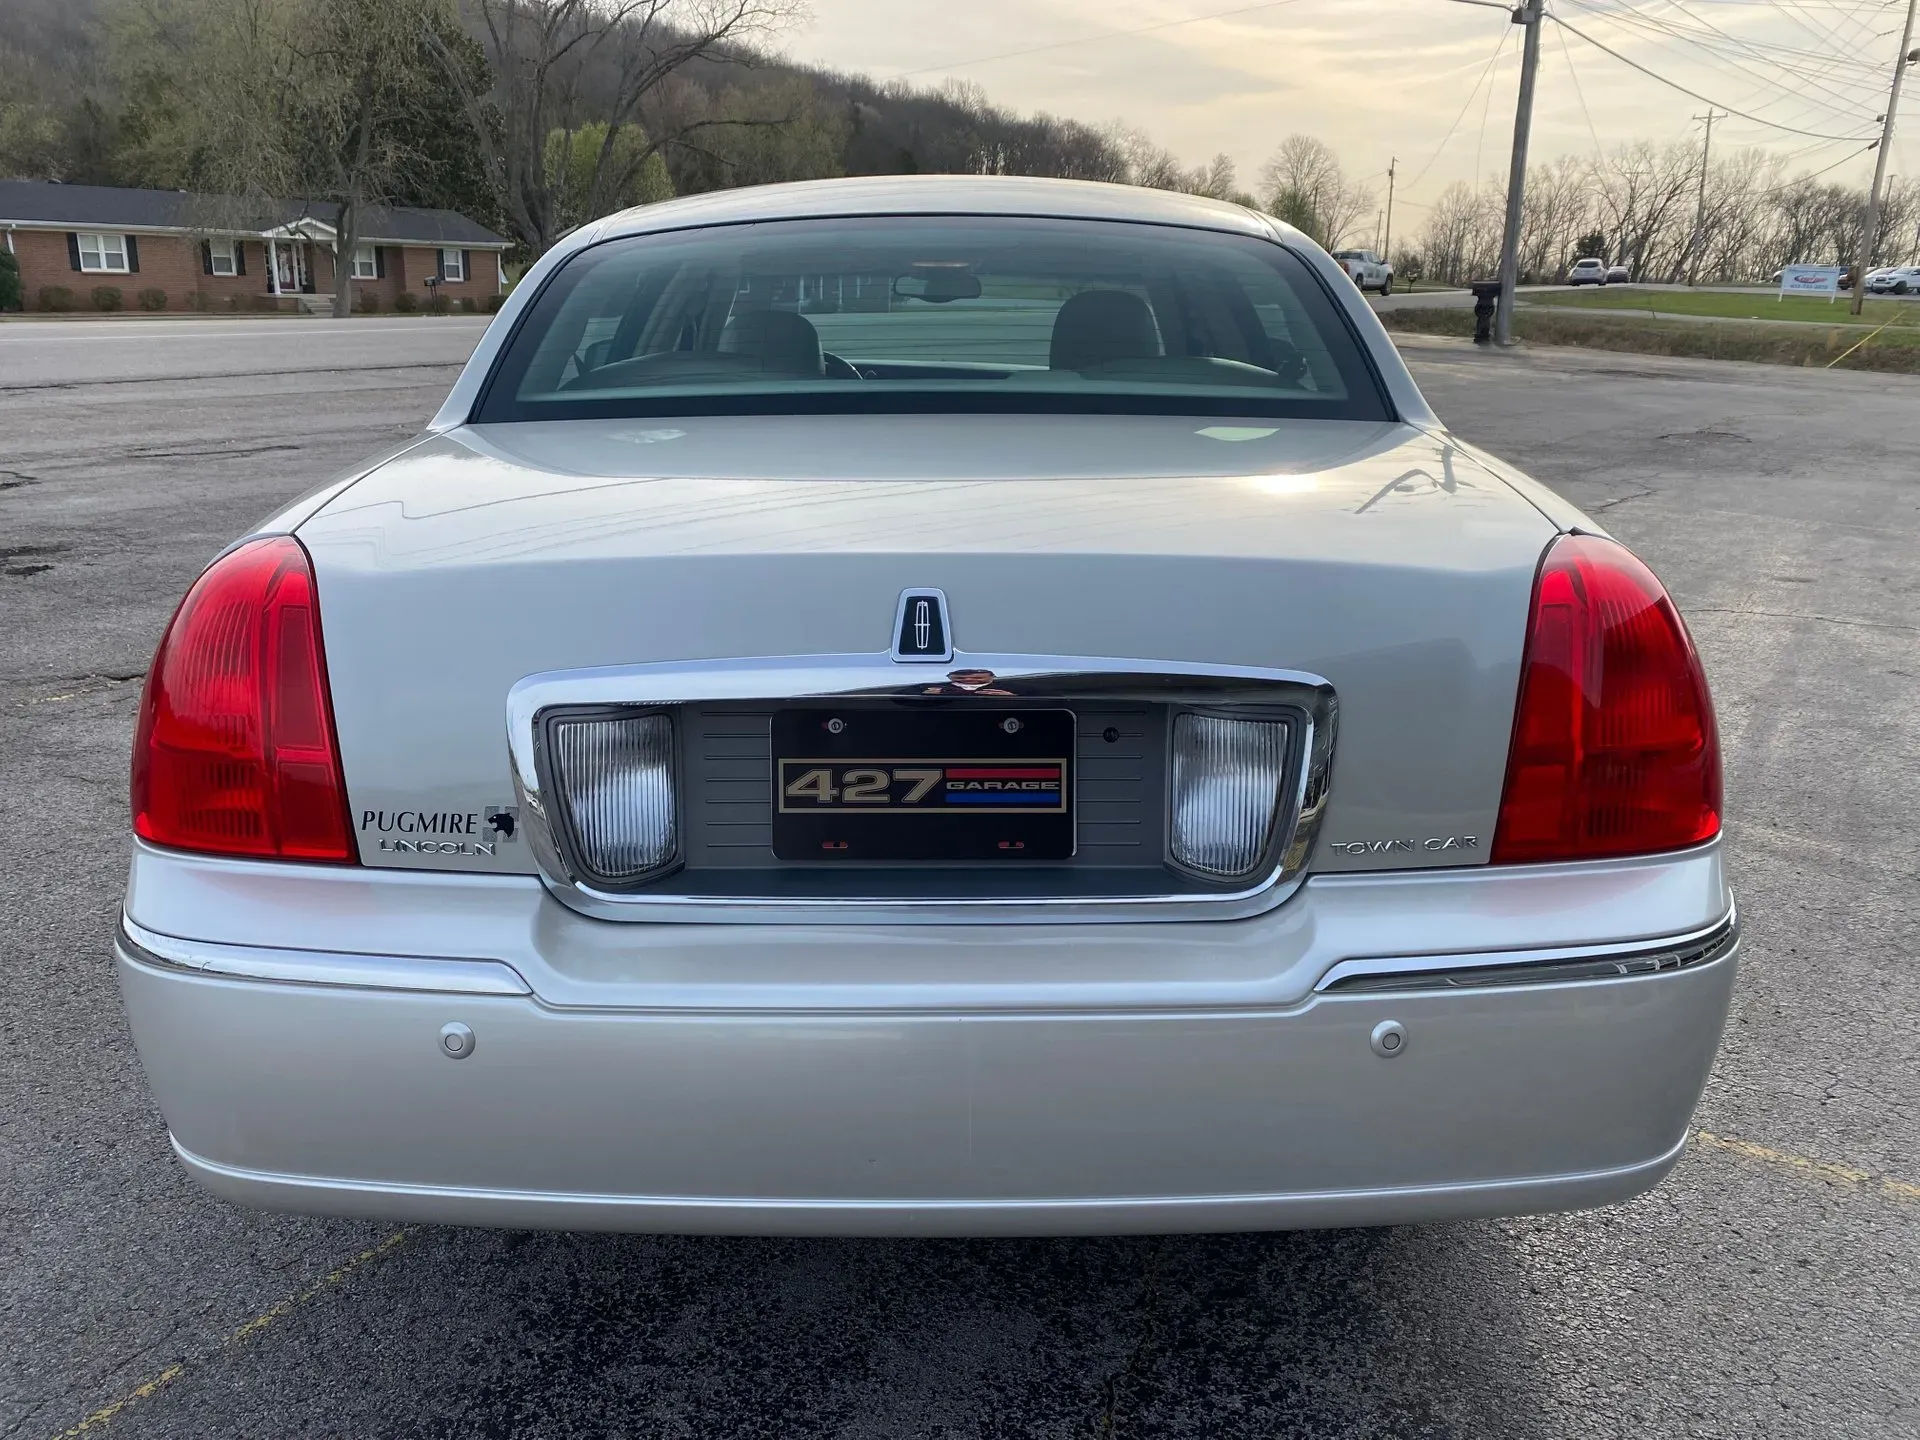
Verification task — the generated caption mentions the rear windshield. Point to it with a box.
[475,215,1390,422]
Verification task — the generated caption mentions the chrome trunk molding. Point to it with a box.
[1315,906,1738,993]
[506,652,1337,924]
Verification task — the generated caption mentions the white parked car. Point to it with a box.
[1568,257,1609,286]
[117,177,1734,1236]
[1332,248,1393,294]
[1866,264,1920,295]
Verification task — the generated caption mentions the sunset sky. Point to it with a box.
[785,0,1912,223]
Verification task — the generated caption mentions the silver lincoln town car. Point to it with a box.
[118,176,1735,1235]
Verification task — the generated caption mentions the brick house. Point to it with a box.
[0,180,511,314]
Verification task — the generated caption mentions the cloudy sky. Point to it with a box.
[782,0,1911,225]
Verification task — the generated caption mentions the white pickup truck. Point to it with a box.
[1332,249,1393,295]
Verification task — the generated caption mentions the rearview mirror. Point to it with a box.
[893,266,982,304]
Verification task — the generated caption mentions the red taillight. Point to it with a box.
[131,536,354,862]
[1492,534,1721,864]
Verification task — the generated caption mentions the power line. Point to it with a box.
[1653,0,1886,71]
[883,0,1310,81]
[1758,141,1881,191]
[1401,22,1515,194]
[1554,7,1609,157]
[1549,11,1883,139]
[1561,0,1885,128]
[1473,17,1508,183]
[1637,0,1887,103]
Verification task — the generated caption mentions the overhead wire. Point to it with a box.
[1548,10,1882,140]
[1553,9,1609,158]
[1560,0,1884,130]
[1757,140,1882,191]
[1473,16,1507,184]
[1400,21,1516,194]
[1649,0,1886,70]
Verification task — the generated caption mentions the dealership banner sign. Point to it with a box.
[1779,265,1844,299]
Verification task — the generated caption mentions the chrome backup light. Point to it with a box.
[551,712,677,881]
[1169,713,1290,880]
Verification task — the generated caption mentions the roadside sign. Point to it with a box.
[1779,265,1844,300]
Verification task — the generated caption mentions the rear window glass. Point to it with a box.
[475,215,1390,422]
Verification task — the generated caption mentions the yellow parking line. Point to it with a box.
[43,1130,1920,1437]
[1692,1129,1920,1204]
[51,1229,411,1439]
[52,1366,184,1438]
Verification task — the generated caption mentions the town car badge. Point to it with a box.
[891,588,953,662]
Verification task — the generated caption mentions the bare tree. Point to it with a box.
[1593,141,1697,281]
[428,0,800,256]
[299,0,464,318]
[1693,147,1778,283]
[1260,133,1369,247]
[1417,180,1508,284]
[1103,123,1185,190]
[1518,153,1592,282]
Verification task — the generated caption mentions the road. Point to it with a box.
[3,319,1916,1440]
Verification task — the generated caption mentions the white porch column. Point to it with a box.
[266,239,280,296]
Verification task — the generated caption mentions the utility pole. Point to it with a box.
[1495,0,1544,346]
[1382,156,1397,262]
[1685,110,1726,286]
[1852,0,1919,315]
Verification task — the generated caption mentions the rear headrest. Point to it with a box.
[1049,289,1162,371]
[719,308,824,376]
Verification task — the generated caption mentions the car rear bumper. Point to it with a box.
[117,842,1737,1236]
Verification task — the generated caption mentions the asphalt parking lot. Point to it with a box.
[2,317,1915,1439]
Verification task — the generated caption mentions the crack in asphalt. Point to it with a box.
[1587,482,1658,513]
[1687,606,1920,634]
[116,443,302,462]
[1095,1240,1169,1439]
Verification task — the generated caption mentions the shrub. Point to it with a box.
[91,285,124,312]
[38,284,74,312]
[250,294,281,312]
[392,290,419,313]
[0,249,21,311]
[483,293,507,313]
[426,291,453,315]
[459,295,478,313]
[137,287,168,311]
[352,290,380,314]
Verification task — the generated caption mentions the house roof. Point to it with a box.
[0,180,510,248]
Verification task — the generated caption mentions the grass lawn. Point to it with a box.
[1377,304,1920,373]
[1525,286,1914,325]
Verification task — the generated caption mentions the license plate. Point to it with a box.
[771,707,1074,861]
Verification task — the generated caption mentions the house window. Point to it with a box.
[440,248,465,282]
[352,244,378,280]
[208,240,238,276]
[77,233,129,273]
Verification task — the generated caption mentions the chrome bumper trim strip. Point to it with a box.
[118,916,533,997]
[1316,907,1738,993]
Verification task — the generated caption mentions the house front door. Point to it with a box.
[274,243,306,295]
